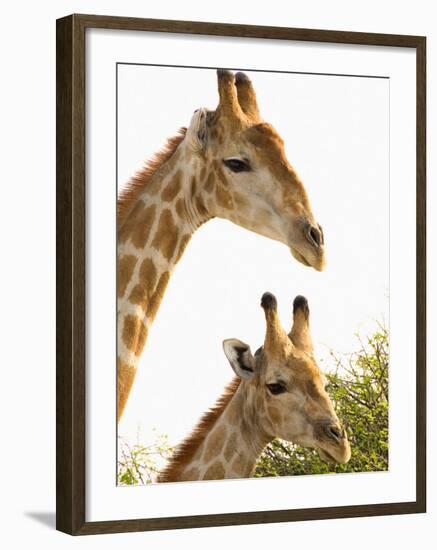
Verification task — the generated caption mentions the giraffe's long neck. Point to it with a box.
[117,143,209,420]
[159,379,273,482]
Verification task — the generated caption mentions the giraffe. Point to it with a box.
[158,292,350,482]
[118,70,326,420]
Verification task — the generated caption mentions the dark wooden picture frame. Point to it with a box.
[56,13,426,535]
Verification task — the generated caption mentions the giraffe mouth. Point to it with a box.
[290,245,326,272]
[317,443,351,464]
[317,448,337,463]
[290,246,311,268]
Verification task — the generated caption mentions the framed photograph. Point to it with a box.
[56,14,426,535]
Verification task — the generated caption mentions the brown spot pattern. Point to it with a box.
[203,425,226,463]
[119,201,142,243]
[140,257,158,286]
[233,191,248,211]
[120,202,157,249]
[216,184,233,210]
[128,258,158,307]
[268,406,281,426]
[207,197,216,214]
[128,285,145,306]
[204,171,215,193]
[216,166,229,187]
[214,167,233,209]
[122,314,148,357]
[240,418,254,450]
[231,452,247,475]
[211,125,224,145]
[161,171,182,202]
[180,467,199,481]
[151,209,178,261]
[190,176,197,199]
[175,198,187,221]
[203,460,225,480]
[306,379,322,399]
[195,195,208,218]
[191,446,204,463]
[147,271,170,321]
[117,255,137,298]
[256,393,264,410]
[224,431,238,462]
[175,234,191,264]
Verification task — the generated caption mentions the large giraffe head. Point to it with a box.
[223,292,351,464]
[185,70,325,271]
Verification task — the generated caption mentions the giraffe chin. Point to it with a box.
[290,246,309,266]
[290,246,326,272]
[317,446,351,465]
[290,247,314,269]
[317,448,337,463]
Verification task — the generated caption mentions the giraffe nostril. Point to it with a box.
[307,225,322,248]
[324,424,343,442]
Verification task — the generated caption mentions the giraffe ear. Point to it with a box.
[185,107,209,152]
[223,339,256,380]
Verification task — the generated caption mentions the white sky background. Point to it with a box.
[117,65,389,450]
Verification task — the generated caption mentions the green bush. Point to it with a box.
[118,432,173,485]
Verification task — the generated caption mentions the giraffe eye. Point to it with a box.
[222,157,251,173]
[267,382,287,395]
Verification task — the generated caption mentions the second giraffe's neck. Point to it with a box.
[159,379,273,482]
[117,144,210,416]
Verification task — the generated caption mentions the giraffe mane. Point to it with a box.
[117,127,187,228]
[159,377,241,483]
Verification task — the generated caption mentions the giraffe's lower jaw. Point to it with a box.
[290,246,311,268]
[290,245,326,271]
[318,446,351,465]
[317,448,338,464]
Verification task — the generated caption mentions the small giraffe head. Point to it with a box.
[185,70,326,271]
[223,292,351,464]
